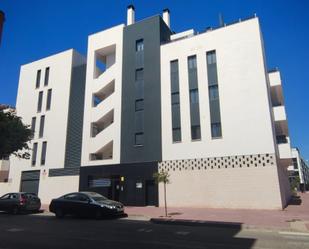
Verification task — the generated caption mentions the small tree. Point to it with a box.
[153,170,170,217]
[0,106,32,159]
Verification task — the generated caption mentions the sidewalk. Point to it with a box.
[125,192,309,232]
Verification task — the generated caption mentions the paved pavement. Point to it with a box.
[123,192,309,232]
[1,212,309,249]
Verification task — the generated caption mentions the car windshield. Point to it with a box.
[87,192,108,202]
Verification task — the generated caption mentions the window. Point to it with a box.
[31,143,38,166]
[39,115,45,138]
[135,99,144,111]
[37,91,43,112]
[190,89,199,103]
[44,67,50,86]
[36,70,41,88]
[209,85,219,101]
[136,39,144,52]
[207,51,217,64]
[31,117,36,136]
[171,92,180,105]
[276,135,287,144]
[135,68,144,81]
[211,123,222,138]
[292,158,298,170]
[188,55,197,69]
[191,125,201,140]
[135,132,144,145]
[46,89,52,110]
[41,141,47,165]
[172,128,181,142]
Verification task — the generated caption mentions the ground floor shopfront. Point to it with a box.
[79,162,159,206]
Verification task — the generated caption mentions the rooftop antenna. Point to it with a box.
[219,13,224,27]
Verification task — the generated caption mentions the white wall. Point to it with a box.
[81,24,124,166]
[160,18,277,160]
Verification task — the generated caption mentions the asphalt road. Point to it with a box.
[0,212,309,249]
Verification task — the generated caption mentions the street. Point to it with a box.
[0,212,309,249]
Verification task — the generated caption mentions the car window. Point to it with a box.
[77,194,89,202]
[0,194,10,200]
[9,194,18,199]
[64,194,79,201]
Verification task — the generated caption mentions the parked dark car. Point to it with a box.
[0,192,41,214]
[49,192,124,219]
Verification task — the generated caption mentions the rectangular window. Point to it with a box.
[292,158,298,170]
[209,85,219,101]
[135,99,144,111]
[37,91,43,112]
[136,39,144,52]
[207,51,217,64]
[170,60,182,142]
[39,115,45,138]
[171,92,180,105]
[41,141,47,165]
[188,55,197,69]
[31,143,38,166]
[46,89,52,110]
[36,70,41,88]
[190,89,199,104]
[211,123,222,138]
[172,128,181,142]
[44,67,50,86]
[31,117,36,136]
[191,125,201,140]
[207,50,222,139]
[135,68,144,81]
[135,132,144,146]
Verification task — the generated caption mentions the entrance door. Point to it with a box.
[145,180,156,206]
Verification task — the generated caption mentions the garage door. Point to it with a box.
[20,170,40,195]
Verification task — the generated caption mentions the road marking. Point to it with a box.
[175,231,190,236]
[279,231,309,236]
[137,228,152,233]
[6,228,24,232]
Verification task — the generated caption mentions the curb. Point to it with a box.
[150,218,309,234]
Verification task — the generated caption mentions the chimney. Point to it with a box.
[127,5,135,25]
[163,8,170,28]
[219,13,224,27]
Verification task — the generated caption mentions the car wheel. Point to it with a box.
[55,209,64,218]
[95,209,102,220]
[11,206,19,215]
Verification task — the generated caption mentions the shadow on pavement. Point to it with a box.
[0,213,257,249]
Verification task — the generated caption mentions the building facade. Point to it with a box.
[289,148,309,191]
[0,7,294,209]
[0,49,86,204]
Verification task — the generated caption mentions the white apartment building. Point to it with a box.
[0,49,86,204]
[289,148,309,191]
[1,6,294,209]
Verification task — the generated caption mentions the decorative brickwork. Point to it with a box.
[159,153,276,172]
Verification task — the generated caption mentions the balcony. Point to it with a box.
[278,143,292,159]
[92,80,115,107]
[93,44,116,79]
[91,109,114,138]
[90,141,113,161]
[273,106,286,121]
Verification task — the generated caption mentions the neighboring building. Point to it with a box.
[0,10,5,45]
[0,6,294,209]
[0,49,86,204]
[289,148,309,191]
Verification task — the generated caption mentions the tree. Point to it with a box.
[153,170,170,217]
[0,105,32,159]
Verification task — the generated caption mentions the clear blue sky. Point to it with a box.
[0,0,308,159]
